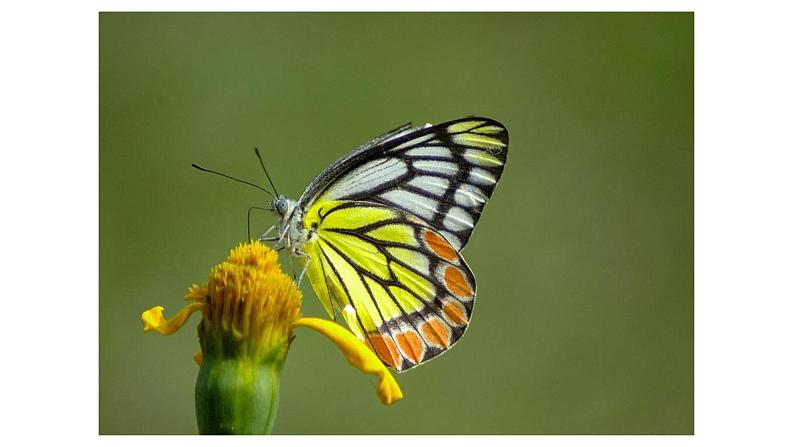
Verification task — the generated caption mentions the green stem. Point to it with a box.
[195,329,285,434]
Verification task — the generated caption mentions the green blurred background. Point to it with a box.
[99,12,693,434]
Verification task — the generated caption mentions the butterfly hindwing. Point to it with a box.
[299,117,508,251]
[301,200,475,371]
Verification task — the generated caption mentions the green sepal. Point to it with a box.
[195,326,287,434]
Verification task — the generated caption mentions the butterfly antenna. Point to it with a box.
[192,163,275,198]
[247,207,274,242]
[254,147,280,197]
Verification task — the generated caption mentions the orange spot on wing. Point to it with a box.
[444,266,473,299]
[420,319,451,348]
[423,229,458,262]
[443,300,468,326]
[395,329,425,364]
[366,334,399,368]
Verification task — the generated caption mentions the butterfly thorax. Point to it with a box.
[272,196,312,254]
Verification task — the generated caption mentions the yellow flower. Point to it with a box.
[141,241,403,434]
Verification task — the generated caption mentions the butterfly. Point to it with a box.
[260,117,508,371]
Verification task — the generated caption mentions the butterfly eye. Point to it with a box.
[273,199,288,215]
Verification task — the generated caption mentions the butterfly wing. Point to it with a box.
[301,200,475,371]
[298,117,508,250]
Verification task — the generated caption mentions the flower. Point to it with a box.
[141,241,403,434]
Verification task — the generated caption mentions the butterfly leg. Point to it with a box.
[291,250,311,285]
[287,251,296,278]
[257,225,277,242]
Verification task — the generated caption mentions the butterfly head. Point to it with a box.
[272,195,291,217]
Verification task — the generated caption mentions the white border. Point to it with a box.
[5,0,794,446]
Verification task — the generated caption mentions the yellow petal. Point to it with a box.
[293,317,404,405]
[141,303,205,336]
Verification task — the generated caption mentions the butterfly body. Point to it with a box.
[265,117,508,371]
[270,196,311,255]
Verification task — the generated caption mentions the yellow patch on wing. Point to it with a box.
[447,120,486,133]
[390,263,435,308]
[309,201,398,231]
[388,285,427,315]
[367,223,418,246]
[385,247,429,274]
[302,238,335,318]
[452,133,506,150]
[463,149,505,166]
[363,276,401,321]
[340,302,366,340]
[321,231,391,280]
[471,124,504,134]
[319,239,383,331]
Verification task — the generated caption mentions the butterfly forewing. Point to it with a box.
[300,117,509,251]
[302,201,476,371]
